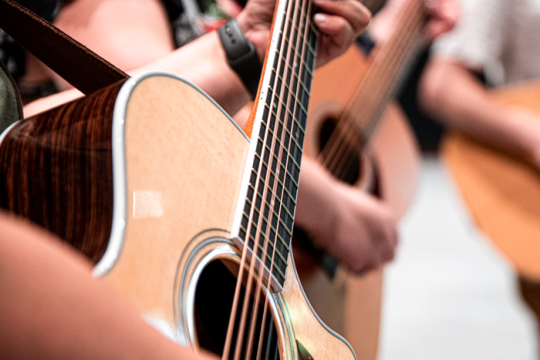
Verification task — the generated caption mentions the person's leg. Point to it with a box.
[0,211,214,360]
[49,0,175,90]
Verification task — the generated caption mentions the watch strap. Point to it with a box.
[218,19,262,98]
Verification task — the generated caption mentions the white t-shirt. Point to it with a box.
[432,0,540,86]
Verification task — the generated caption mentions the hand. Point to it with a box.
[425,0,460,42]
[295,159,398,275]
[367,0,459,45]
[324,181,398,274]
[236,0,371,68]
[312,0,372,67]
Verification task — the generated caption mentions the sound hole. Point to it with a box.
[318,117,361,185]
[195,260,280,360]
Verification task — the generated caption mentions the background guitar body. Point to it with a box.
[295,43,420,359]
[0,72,357,360]
[442,81,540,282]
[442,81,540,328]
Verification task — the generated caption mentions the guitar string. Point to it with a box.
[241,0,305,358]
[222,0,302,358]
[225,0,415,357]
[328,5,424,181]
[317,0,423,178]
[222,220,253,359]
[316,0,424,180]
[252,0,316,358]
[313,8,417,175]
[226,2,420,357]
[333,35,424,183]
[220,11,293,352]
[247,0,304,358]
[318,0,423,180]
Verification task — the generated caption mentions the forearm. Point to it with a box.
[23,32,252,119]
[135,31,252,115]
[295,158,339,245]
[0,212,215,360]
[420,59,538,159]
[295,158,397,273]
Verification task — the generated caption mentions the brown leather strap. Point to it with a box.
[0,0,128,95]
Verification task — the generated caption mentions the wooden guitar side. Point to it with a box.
[297,45,420,359]
[442,81,540,282]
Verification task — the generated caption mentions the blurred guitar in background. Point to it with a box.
[442,81,540,327]
[292,0,427,358]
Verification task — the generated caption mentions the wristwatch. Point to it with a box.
[218,19,262,98]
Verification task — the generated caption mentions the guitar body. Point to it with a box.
[442,81,540,282]
[0,73,356,360]
[295,44,420,359]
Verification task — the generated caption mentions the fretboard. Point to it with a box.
[231,0,318,292]
[354,0,426,142]
[317,0,426,182]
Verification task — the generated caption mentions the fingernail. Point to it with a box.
[314,13,327,23]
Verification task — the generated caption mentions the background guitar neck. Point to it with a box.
[348,0,426,143]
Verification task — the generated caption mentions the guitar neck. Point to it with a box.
[232,0,319,292]
[351,0,426,142]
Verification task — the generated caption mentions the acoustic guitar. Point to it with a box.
[442,81,540,283]
[293,0,425,358]
[0,0,357,358]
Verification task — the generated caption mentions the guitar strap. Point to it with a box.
[0,0,128,96]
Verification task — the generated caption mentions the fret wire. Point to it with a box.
[273,169,296,206]
[278,220,292,238]
[281,8,311,217]
[282,187,297,212]
[256,169,296,224]
[262,2,300,268]
[266,183,295,222]
[282,123,303,155]
[244,193,291,252]
[290,94,309,117]
[242,223,289,267]
[242,205,290,258]
[239,226,287,279]
[306,42,316,55]
[258,180,285,220]
[261,0,304,251]
[267,103,306,139]
[285,165,299,188]
[244,0,313,282]
[271,140,300,180]
[299,77,310,93]
[236,0,314,293]
[276,0,313,201]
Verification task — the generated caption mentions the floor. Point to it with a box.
[377,156,538,360]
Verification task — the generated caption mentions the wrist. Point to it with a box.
[236,13,268,63]
[504,106,540,166]
[218,19,263,98]
[312,168,344,246]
